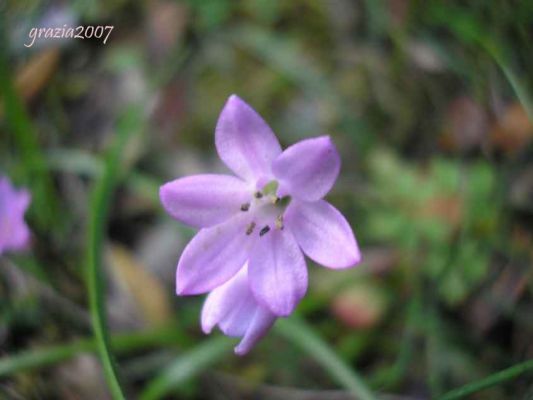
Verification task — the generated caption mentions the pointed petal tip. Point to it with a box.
[175,281,187,296]
[158,182,172,209]
[227,93,241,102]
[175,279,202,296]
[310,134,335,147]
[345,243,363,268]
[201,321,215,334]
[335,245,363,269]
[175,267,186,295]
[317,134,333,142]
[234,345,249,356]
[18,189,31,209]
[336,252,363,269]
[224,94,246,110]
[175,273,199,296]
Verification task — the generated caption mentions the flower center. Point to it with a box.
[240,180,290,237]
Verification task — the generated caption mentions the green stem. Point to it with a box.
[86,110,138,399]
[275,317,377,400]
[437,359,533,400]
[0,326,180,377]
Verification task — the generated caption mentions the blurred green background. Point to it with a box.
[1,0,533,399]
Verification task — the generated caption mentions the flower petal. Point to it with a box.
[248,229,307,316]
[234,307,276,356]
[14,188,31,213]
[201,266,277,355]
[272,136,340,201]
[7,223,30,252]
[160,174,251,228]
[176,215,254,295]
[205,267,258,337]
[215,95,282,182]
[0,179,31,254]
[219,294,257,337]
[285,200,361,269]
[201,267,249,334]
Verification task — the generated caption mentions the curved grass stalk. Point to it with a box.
[86,107,142,399]
[437,359,533,400]
[140,336,234,400]
[487,46,533,123]
[275,317,377,400]
[0,326,180,378]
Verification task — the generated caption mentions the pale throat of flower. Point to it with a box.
[240,180,290,237]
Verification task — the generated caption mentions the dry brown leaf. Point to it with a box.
[16,48,60,102]
[146,0,188,63]
[388,0,411,28]
[53,355,111,400]
[466,261,529,334]
[419,195,463,228]
[440,96,487,152]
[107,244,173,327]
[490,103,533,154]
[0,48,60,119]
[330,283,387,329]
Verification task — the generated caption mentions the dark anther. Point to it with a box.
[254,191,263,199]
[246,222,256,235]
[259,225,270,236]
[240,203,250,211]
[273,196,280,204]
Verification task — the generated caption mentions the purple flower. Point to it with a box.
[160,95,361,351]
[0,176,31,255]
[201,265,276,355]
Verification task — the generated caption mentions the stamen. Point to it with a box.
[254,191,263,199]
[278,196,291,208]
[246,222,256,235]
[259,225,270,236]
[275,215,284,230]
[272,196,280,205]
[240,203,250,211]
[262,180,279,195]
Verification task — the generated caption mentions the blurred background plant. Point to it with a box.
[1,0,533,399]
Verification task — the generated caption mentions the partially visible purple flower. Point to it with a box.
[0,176,31,255]
[160,95,361,353]
[201,266,276,355]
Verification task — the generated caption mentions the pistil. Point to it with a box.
[246,222,256,235]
